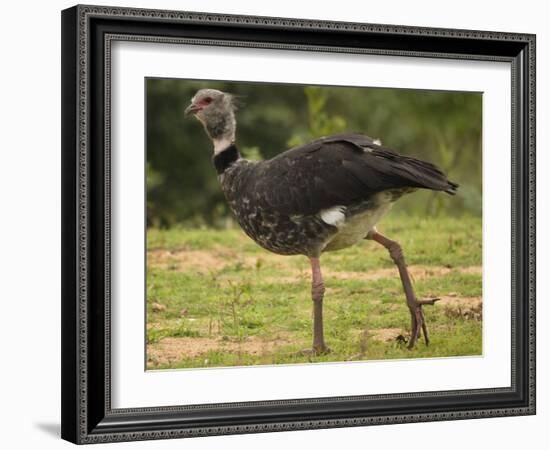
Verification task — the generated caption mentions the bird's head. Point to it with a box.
[184,89,237,118]
[185,89,240,153]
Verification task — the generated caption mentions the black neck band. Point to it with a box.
[212,144,240,174]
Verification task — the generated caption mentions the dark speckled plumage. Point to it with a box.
[186,88,459,351]
[214,133,458,257]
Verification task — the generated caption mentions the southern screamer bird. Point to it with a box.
[185,88,458,354]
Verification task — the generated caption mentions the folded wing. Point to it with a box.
[249,133,459,216]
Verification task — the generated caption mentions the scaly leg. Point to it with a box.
[310,257,330,354]
[367,230,439,348]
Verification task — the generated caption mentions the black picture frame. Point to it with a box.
[61,4,536,444]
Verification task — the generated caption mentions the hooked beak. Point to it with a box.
[184,103,201,116]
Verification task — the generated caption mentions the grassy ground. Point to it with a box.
[146,214,482,370]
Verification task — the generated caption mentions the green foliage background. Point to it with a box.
[146,79,482,228]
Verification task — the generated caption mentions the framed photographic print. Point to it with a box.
[61,4,536,444]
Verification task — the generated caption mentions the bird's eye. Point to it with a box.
[203,97,213,104]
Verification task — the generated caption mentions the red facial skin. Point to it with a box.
[185,96,212,116]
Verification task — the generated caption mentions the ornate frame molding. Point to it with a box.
[61,4,536,444]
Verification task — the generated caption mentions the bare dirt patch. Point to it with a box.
[147,334,294,366]
[438,296,482,320]
[148,249,222,272]
[148,248,287,274]
[262,265,482,285]
[148,249,481,284]
[369,327,404,342]
[325,265,482,281]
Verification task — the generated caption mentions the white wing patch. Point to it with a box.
[320,206,347,227]
[363,139,382,152]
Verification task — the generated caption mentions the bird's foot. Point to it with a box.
[407,297,440,349]
[296,344,332,358]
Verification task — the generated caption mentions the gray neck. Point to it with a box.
[202,110,236,154]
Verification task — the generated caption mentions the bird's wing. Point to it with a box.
[249,133,458,216]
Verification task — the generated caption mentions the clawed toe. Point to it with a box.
[316,345,332,355]
[395,334,408,344]
[407,300,438,349]
[295,345,332,357]
[417,297,440,306]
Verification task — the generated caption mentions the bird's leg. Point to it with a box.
[309,257,330,355]
[367,230,439,348]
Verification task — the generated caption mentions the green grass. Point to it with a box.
[146,214,482,370]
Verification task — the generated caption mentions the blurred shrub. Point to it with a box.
[146,79,481,227]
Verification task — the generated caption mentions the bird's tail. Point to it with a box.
[405,157,459,195]
[445,180,459,196]
[372,148,460,195]
[404,157,460,195]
